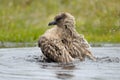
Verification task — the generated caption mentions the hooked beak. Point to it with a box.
[48,21,57,26]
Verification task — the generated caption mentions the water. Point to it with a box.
[0,47,120,80]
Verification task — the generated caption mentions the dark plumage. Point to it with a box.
[38,12,96,63]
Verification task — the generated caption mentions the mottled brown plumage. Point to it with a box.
[38,12,96,63]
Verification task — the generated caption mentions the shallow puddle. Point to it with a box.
[0,47,120,80]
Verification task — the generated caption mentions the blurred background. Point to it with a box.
[0,0,120,44]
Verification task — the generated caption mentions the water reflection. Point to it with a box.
[56,72,74,80]
[61,64,75,70]
[55,64,75,80]
[37,61,76,80]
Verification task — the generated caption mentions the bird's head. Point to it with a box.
[48,12,75,28]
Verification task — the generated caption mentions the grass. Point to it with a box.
[0,0,120,43]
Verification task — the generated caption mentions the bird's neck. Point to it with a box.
[61,25,78,40]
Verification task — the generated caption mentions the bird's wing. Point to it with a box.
[38,37,74,63]
[72,34,96,61]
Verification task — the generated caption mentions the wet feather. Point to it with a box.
[38,12,96,63]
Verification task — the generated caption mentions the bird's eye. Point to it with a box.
[56,17,62,21]
[64,25,67,29]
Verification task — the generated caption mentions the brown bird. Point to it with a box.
[38,12,96,63]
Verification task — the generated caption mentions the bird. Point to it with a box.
[38,12,96,63]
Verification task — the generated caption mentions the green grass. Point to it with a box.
[0,0,120,43]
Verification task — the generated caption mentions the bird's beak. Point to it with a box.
[48,21,57,26]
